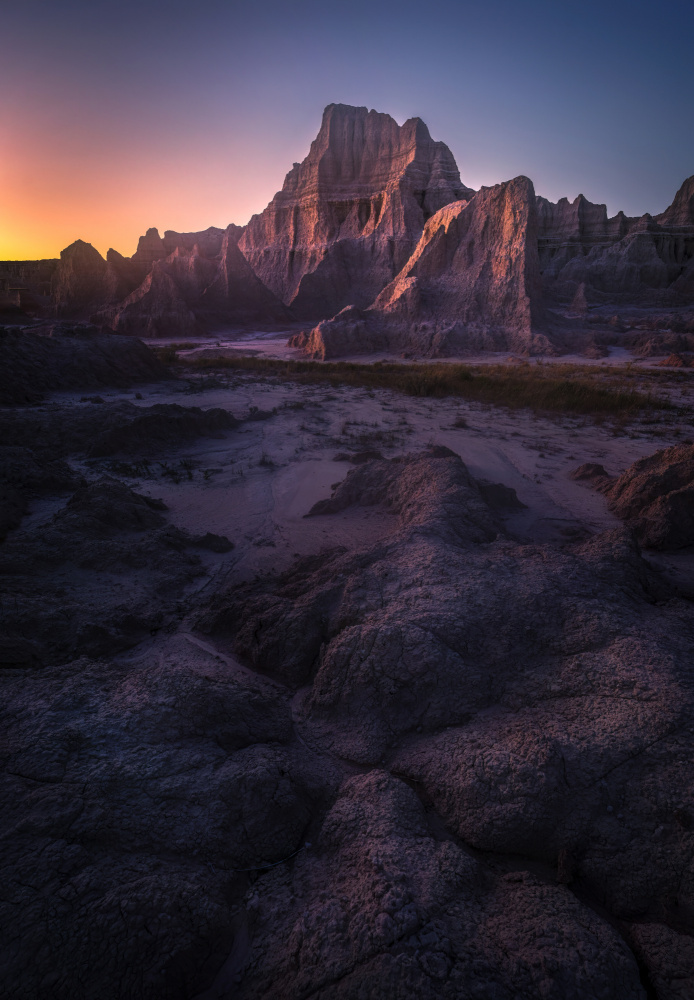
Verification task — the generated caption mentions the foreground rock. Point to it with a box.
[2,426,694,996]
[0,399,239,458]
[572,443,694,549]
[240,103,473,319]
[190,447,694,995]
[0,478,207,665]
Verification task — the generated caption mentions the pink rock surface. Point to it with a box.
[239,103,473,319]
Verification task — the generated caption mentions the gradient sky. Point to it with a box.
[1,0,692,260]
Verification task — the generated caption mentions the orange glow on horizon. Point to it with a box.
[0,115,287,261]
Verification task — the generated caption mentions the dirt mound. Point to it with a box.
[657,352,691,367]
[0,401,239,459]
[0,445,82,540]
[0,325,168,404]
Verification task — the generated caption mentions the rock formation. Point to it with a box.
[537,177,694,310]
[6,106,694,349]
[199,225,290,324]
[300,176,551,358]
[99,230,289,336]
[162,225,228,258]
[51,240,110,318]
[572,443,694,549]
[239,103,473,319]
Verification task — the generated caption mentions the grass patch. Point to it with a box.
[177,355,674,418]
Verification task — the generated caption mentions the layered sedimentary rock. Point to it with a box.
[537,177,694,308]
[301,176,550,358]
[100,229,288,336]
[239,103,473,319]
[0,259,58,319]
[161,225,228,257]
[199,225,289,324]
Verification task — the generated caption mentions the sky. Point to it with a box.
[1,0,692,260]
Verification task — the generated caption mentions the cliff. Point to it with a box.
[239,103,473,319]
[302,176,549,358]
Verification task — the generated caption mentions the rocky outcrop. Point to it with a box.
[162,225,229,257]
[239,103,473,319]
[572,444,694,549]
[51,240,110,318]
[538,177,694,309]
[3,431,694,996]
[194,447,694,996]
[131,226,168,272]
[302,176,550,358]
[200,226,289,324]
[0,401,240,461]
[102,264,202,338]
[657,175,694,228]
[0,325,168,405]
[101,232,289,336]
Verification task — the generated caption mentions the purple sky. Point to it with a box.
[1,0,692,258]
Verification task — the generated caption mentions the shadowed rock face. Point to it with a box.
[99,229,289,336]
[2,430,694,996]
[537,177,694,308]
[0,325,168,404]
[51,240,110,318]
[301,176,550,357]
[239,103,473,319]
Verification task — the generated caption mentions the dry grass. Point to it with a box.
[177,355,678,418]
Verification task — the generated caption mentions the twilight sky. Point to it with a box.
[1,0,692,260]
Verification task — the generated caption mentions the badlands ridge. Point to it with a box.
[2,103,693,360]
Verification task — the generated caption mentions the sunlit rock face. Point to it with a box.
[239,103,474,319]
[301,176,551,357]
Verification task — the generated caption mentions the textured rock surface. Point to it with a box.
[606,444,694,549]
[302,177,550,357]
[100,229,288,336]
[572,445,694,549]
[0,325,168,404]
[222,772,645,1000]
[239,103,473,319]
[2,427,694,997]
[51,240,110,318]
[193,447,694,997]
[199,226,289,324]
[538,177,694,309]
[0,400,240,460]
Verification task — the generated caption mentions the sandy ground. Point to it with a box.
[40,344,694,600]
[145,331,694,370]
